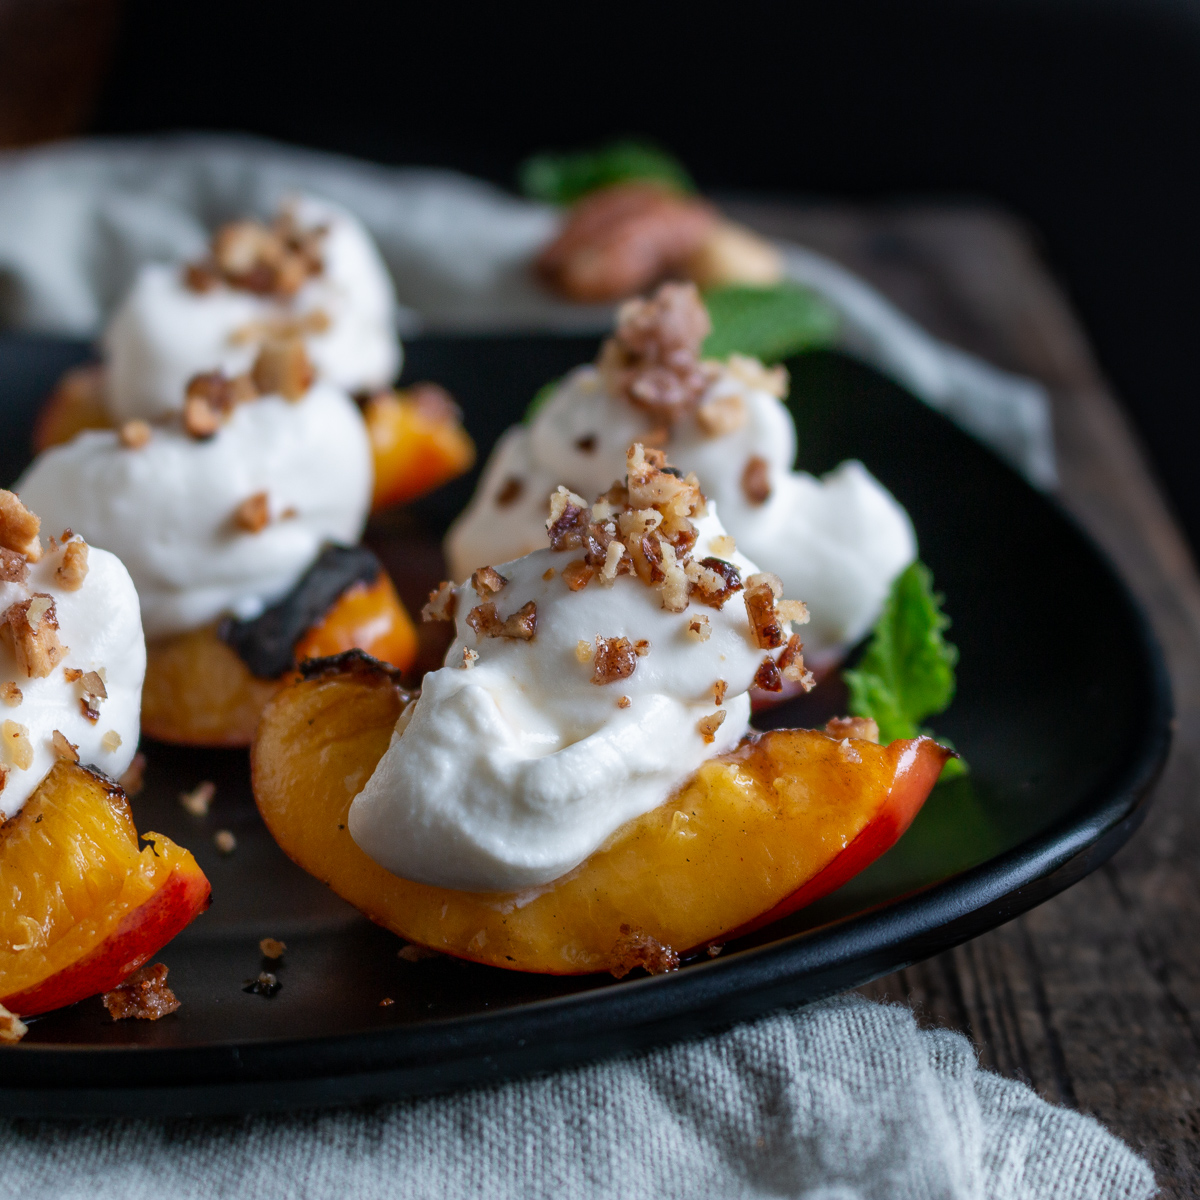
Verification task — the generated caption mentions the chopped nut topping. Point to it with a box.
[0,683,21,707]
[55,540,88,590]
[753,656,783,693]
[189,211,325,298]
[597,283,714,425]
[686,614,712,641]
[0,548,28,584]
[183,393,222,439]
[180,780,216,817]
[183,369,259,440]
[471,566,508,596]
[561,559,595,591]
[826,715,881,744]
[686,557,743,609]
[0,1002,27,1042]
[0,491,40,562]
[101,729,123,753]
[51,729,78,761]
[244,971,281,997]
[78,670,106,724]
[461,647,479,669]
[259,937,287,960]
[591,636,638,686]
[102,963,180,1021]
[421,581,457,623]
[710,534,736,558]
[0,764,6,794]
[696,392,747,437]
[2,720,33,770]
[119,752,147,797]
[379,996,395,1007]
[778,634,816,691]
[119,419,152,449]
[232,492,271,534]
[466,600,538,641]
[575,640,593,664]
[495,476,525,507]
[633,639,651,657]
[726,354,788,398]
[542,567,556,581]
[214,829,237,855]
[598,539,627,584]
[712,679,727,705]
[609,923,680,979]
[697,709,727,744]
[230,308,331,345]
[63,667,82,682]
[617,695,632,709]
[1,594,67,678]
[744,573,786,649]
[741,455,772,505]
[251,336,314,401]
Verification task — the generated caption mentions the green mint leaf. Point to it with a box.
[523,378,560,426]
[844,561,962,771]
[702,283,839,364]
[518,140,694,206]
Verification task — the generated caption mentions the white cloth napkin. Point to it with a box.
[0,133,1055,488]
[1,996,1152,1200]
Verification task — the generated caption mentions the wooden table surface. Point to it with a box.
[725,199,1200,1197]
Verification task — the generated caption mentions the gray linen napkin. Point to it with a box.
[0,133,1054,488]
[1,996,1152,1200]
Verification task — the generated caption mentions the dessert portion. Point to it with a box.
[253,447,948,976]
[17,343,416,745]
[0,492,209,1020]
[32,196,475,515]
[447,283,914,667]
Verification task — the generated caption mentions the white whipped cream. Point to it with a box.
[447,363,916,660]
[15,382,371,640]
[104,195,401,423]
[0,540,144,818]
[350,506,779,892]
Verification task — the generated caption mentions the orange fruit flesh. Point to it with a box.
[143,574,418,747]
[32,365,111,452]
[365,389,476,511]
[252,663,947,975]
[0,760,210,1016]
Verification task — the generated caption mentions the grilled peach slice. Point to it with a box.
[252,656,948,976]
[363,384,475,511]
[0,760,210,1017]
[143,574,417,746]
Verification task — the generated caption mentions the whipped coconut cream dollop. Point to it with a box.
[447,283,915,663]
[16,379,371,639]
[349,445,812,893]
[0,502,144,818]
[104,195,401,424]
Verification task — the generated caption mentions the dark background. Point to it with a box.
[6,0,1200,551]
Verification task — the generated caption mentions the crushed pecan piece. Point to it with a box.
[495,476,524,507]
[0,683,21,707]
[230,308,331,346]
[183,393,222,439]
[726,353,789,398]
[421,581,457,623]
[687,557,743,609]
[1,595,67,678]
[685,614,711,641]
[179,780,215,817]
[233,492,271,534]
[753,656,783,693]
[51,729,79,761]
[214,829,237,855]
[466,600,538,641]
[741,455,772,505]
[591,636,638,685]
[0,1003,28,1043]
[119,419,152,449]
[0,490,41,562]
[617,695,632,709]
[696,391,747,436]
[778,634,816,691]
[78,670,107,724]
[609,923,680,979]
[633,639,651,657]
[461,647,479,668]
[194,211,325,298]
[102,963,180,1021]
[826,716,881,744]
[712,679,728,705]
[0,548,28,584]
[536,183,717,304]
[55,540,88,590]
[252,336,314,401]
[562,559,595,591]
[471,566,508,596]
[101,730,122,753]
[697,709,727,745]
[743,573,786,649]
[2,720,33,770]
[259,937,287,960]
[597,283,714,424]
[63,667,82,682]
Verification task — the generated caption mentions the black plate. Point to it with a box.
[0,333,1171,1117]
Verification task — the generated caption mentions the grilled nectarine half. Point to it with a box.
[252,654,948,976]
[0,760,211,1017]
[142,574,417,747]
